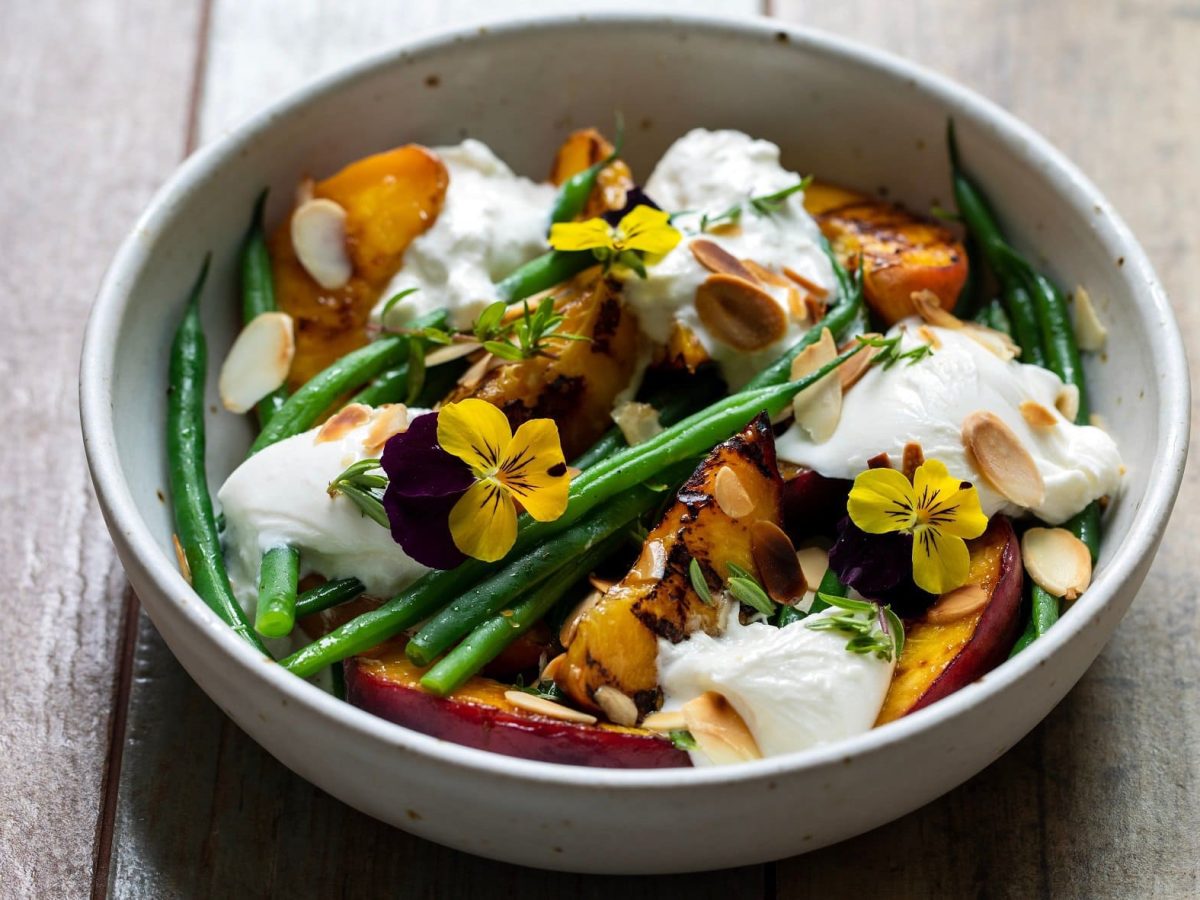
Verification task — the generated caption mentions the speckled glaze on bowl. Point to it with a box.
[80,12,1188,874]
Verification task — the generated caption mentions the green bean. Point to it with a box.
[240,191,288,428]
[808,568,847,615]
[255,545,300,637]
[548,124,623,226]
[420,533,623,695]
[294,577,365,619]
[494,250,595,304]
[775,604,805,627]
[280,343,866,677]
[1001,282,1045,366]
[986,299,1013,337]
[352,354,465,408]
[167,259,267,654]
[250,309,448,453]
[953,235,982,319]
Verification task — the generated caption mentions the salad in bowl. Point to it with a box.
[167,121,1121,770]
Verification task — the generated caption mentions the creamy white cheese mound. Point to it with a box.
[218,410,431,606]
[658,605,895,765]
[776,321,1124,524]
[374,139,556,330]
[622,128,836,387]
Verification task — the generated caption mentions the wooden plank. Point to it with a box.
[0,1,203,897]
[106,1,764,897]
[771,1,1200,897]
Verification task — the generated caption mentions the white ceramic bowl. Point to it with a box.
[80,12,1188,874]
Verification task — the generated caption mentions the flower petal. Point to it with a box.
[601,186,661,226]
[382,488,467,570]
[548,218,615,252]
[828,517,936,616]
[911,525,971,595]
[449,479,518,562]
[381,412,473,498]
[498,418,569,521]
[617,205,682,256]
[912,459,989,540]
[436,399,512,475]
[847,467,917,535]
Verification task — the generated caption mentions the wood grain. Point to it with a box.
[0,1,203,897]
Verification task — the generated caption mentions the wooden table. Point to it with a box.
[4,1,1195,896]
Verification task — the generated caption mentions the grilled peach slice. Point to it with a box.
[271,146,449,386]
[549,127,634,218]
[346,644,689,768]
[557,415,784,718]
[803,181,968,326]
[443,268,640,459]
[875,516,1023,724]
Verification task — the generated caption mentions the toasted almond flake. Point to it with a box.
[1021,527,1093,601]
[218,312,295,414]
[785,287,809,323]
[291,197,353,290]
[837,333,881,390]
[916,325,943,350]
[630,539,667,583]
[741,259,791,287]
[694,274,788,351]
[172,533,192,585]
[363,404,409,454]
[714,465,755,519]
[962,323,1020,361]
[783,266,829,298]
[315,403,372,444]
[925,583,990,624]
[751,521,806,604]
[1020,400,1058,429]
[611,400,663,447]
[867,451,893,469]
[962,410,1045,508]
[588,574,615,593]
[294,177,315,206]
[504,691,598,725]
[456,351,495,390]
[540,653,566,683]
[1072,286,1107,351]
[911,290,962,329]
[901,442,925,480]
[795,545,830,589]
[689,239,759,282]
[1090,412,1108,431]
[424,340,482,367]
[707,220,743,237]
[805,293,827,322]
[594,685,639,726]
[789,327,842,442]
[567,466,582,480]
[1056,384,1080,422]
[682,691,762,764]
[641,709,687,732]
[559,589,602,648]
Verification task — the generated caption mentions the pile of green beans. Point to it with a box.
[167,259,268,654]
[948,122,1102,654]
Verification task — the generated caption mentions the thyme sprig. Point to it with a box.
[327,458,389,528]
[725,562,775,617]
[859,333,934,370]
[697,176,813,232]
[806,593,905,661]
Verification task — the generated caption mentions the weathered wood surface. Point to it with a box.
[2,0,1194,897]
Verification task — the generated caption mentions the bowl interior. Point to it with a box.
[88,15,1182,781]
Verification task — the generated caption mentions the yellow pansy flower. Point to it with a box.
[548,205,682,267]
[437,399,570,562]
[847,459,989,595]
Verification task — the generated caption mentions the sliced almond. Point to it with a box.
[783,266,829,298]
[1090,412,1108,431]
[313,403,372,444]
[805,293,827,322]
[901,442,925,481]
[1072,286,1107,351]
[1056,384,1080,422]
[867,451,893,469]
[795,545,829,589]
[1021,527,1093,601]
[424,340,482,367]
[682,691,762,764]
[218,312,295,414]
[837,333,881,390]
[962,410,1046,508]
[911,289,962,329]
[611,400,663,447]
[629,539,667,583]
[594,685,639,726]
[588,574,615,593]
[540,653,566,683]
[291,197,353,290]
[789,327,842,443]
[559,589,602,649]
[689,239,759,282]
[641,709,687,732]
[294,176,315,206]
[741,259,791,287]
[694,274,788,351]
[504,691,598,725]
[963,323,1020,361]
[363,404,409,454]
[1020,400,1058,429]
[714,465,755,519]
[925,583,989,624]
[172,533,192,585]
[456,351,495,390]
[786,287,809,323]
[751,521,806,604]
[916,325,943,350]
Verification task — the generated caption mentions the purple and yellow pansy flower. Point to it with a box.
[549,204,681,275]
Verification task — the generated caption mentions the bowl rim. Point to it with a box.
[80,9,1190,790]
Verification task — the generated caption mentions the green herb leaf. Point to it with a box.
[327,458,390,528]
[806,596,901,661]
[689,557,713,606]
[748,176,813,216]
[379,287,420,326]
[472,300,509,342]
[669,729,698,751]
[405,337,426,404]
[858,334,934,370]
[726,563,775,616]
